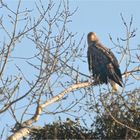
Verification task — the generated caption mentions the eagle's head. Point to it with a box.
[87,32,99,46]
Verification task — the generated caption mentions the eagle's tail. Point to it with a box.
[110,80,120,92]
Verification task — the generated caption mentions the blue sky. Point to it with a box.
[0,0,140,138]
[69,0,140,40]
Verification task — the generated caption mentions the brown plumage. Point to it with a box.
[87,32,123,91]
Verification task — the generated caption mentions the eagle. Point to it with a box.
[87,32,123,91]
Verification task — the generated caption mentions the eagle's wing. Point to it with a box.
[97,42,119,68]
[96,42,123,86]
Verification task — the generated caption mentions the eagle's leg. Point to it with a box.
[89,71,93,83]
[92,75,101,86]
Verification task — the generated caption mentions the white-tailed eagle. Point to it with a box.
[87,32,123,91]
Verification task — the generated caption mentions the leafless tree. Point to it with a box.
[0,0,139,139]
